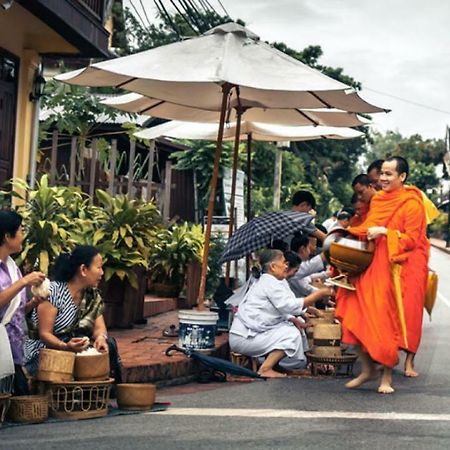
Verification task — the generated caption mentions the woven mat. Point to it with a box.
[1,402,171,428]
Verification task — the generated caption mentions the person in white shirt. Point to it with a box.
[229,249,334,378]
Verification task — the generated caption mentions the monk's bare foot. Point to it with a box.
[404,354,419,377]
[345,369,380,389]
[258,369,287,378]
[377,383,395,394]
[404,367,419,377]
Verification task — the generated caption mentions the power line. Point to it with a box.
[364,87,450,115]
[216,0,230,18]
[129,0,148,28]
[138,0,152,27]
[169,0,200,34]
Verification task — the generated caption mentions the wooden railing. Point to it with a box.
[78,0,105,21]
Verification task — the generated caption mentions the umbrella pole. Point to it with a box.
[225,108,243,287]
[245,132,253,279]
[197,83,232,308]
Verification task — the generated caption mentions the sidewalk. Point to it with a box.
[429,237,450,255]
[109,297,229,387]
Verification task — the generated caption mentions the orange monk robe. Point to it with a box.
[350,202,370,227]
[335,186,429,367]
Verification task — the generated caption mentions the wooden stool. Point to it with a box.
[230,352,260,372]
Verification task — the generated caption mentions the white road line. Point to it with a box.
[151,408,450,422]
[437,292,450,308]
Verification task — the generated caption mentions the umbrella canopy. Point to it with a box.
[165,344,261,378]
[134,120,364,141]
[56,23,387,114]
[220,211,316,263]
[101,93,369,127]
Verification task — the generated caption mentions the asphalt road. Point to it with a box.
[2,248,450,450]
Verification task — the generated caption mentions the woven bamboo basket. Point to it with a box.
[312,323,342,357]
[74,352,110,381]
[37,349,75,383]
[0,393,11,427]
[116,384,156,411]
[46,378,113,420]
[8,395,48,424]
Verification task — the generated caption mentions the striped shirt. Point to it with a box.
[24,281,103,375]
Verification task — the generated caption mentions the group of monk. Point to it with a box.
[336,156,437,394]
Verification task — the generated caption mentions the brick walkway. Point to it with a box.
[109,308,229,386]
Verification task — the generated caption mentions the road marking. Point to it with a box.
[152,408,450,422]
[438,292,450,308]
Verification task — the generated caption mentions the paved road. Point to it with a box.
[2,248,450,450]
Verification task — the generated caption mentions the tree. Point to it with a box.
[365,131,445,200]
[110,5,370,219]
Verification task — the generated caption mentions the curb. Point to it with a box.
[430,242,450,256]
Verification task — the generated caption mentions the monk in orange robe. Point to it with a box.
[351,173,377,226]
[335,157,429,394]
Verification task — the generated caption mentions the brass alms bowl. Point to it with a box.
[328,237,374,290]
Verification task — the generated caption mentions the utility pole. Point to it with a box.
[444,126,450,247]
[273,141,290,210]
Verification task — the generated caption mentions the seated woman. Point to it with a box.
[0,209,46,394]
[229,249,334,378]
[24,245,122,382]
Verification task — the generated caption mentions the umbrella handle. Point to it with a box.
[165,344,187,357]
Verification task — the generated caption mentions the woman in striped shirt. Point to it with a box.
[24,246,121,381]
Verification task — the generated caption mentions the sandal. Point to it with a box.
[162,324,179,337]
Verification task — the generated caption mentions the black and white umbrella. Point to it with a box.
[220,210,315,263]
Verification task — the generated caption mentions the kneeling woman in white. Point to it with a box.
[229,249,334,378]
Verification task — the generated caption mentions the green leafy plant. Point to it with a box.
[0,176,89,273]
[149,223,205,289]
[86,189,163,289]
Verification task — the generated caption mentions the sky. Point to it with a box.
[124,0,450,140]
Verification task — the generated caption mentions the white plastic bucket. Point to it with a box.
[178,310,219,350]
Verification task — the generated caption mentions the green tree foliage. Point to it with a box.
[365,131,445,199]
[110,6,370,219]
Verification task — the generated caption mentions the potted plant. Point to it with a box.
[0,175,88,273]
[83,189,163,327]
[148,223,204,298]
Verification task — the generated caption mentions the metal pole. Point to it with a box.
[245,133,252,279]
[197,83,232,307]
[29,97,41,189]
[225,108,243,287]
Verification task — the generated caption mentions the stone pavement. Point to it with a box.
[109,299,229,387]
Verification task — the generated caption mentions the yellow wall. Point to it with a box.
[0,3,79,182]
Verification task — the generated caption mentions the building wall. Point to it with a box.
[0,3,79,182]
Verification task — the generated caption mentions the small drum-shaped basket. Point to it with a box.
[37,349,75,383]
[46,378,113,420]
[0,393,11,427]
[74,352,110,382]
[312,323,342,358]
[116,384,156,411]
[8,395,48,424]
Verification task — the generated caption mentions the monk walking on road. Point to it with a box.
[336,156,430,393]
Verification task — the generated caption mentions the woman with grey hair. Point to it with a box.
[229,249,334,378]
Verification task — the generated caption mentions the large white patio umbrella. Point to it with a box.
[101,93,369,127]
[56,22,387,306]
[134,120,365,281]
[134,120,364,141]
[56,23,387,114]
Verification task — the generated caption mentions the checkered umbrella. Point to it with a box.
[220,211,316,263]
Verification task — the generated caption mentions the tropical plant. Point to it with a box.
[86,190,163,289]
[0,175,89,273]
[148,223,205,289]
[205,234,226,298]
